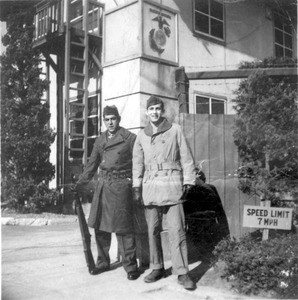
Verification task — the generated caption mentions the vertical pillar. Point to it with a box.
[57,55,64,188]
[175,67,189,114]
[64,0,71,190]
[82,0,89,166]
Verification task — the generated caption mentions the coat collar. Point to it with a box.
[104,127,129,149]
[144,118,172,137]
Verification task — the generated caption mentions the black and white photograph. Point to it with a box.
[1,0,297,299]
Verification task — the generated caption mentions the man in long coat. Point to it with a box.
[132,96,197,290]
[75,105,139,280]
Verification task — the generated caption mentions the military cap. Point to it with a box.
[146,95,164,109]
[103,105,120,118]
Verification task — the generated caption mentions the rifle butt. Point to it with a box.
[75,193,96,274]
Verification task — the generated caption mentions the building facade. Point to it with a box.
[1,0,297,214]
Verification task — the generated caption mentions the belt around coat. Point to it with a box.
[145,162,181,171]
[99,169,132,180]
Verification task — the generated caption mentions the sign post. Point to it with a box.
[260,200,271,240]
[243,205,293,240]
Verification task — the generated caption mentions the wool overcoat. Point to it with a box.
[76,127,136,233]
[132,118,196,206]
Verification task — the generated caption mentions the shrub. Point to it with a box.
[1,177,36,210]
[212,232,298,298]
[1,8,55,210]
[24,183,63,213]
[233,57,298,202]
[2,179,63,214]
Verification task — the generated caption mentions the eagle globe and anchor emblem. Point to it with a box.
[149,13,171,54]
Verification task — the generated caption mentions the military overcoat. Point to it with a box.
[76,127,136,233]
[132,118,196,206]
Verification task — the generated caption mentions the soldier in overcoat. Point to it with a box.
[75,105,139,280]
[132,96,197,290]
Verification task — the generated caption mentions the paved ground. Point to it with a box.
[1,214,272,300]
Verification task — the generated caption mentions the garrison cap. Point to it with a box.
[103,105,120,118]
[146,95,164,109]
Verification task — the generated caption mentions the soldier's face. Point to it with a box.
[146,104,164,125]
[104,114,120,134]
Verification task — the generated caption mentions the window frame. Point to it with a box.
[273,12,293,58]
[190,92,227,115]
[193,0,225,44]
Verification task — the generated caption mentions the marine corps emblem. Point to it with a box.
[149,14,171,54]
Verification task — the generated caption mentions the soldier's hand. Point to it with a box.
[132,187,143,206]
[70,184,78,193]
[195,177,205,187]
[181,184,195,200]
[183,184,194,193]
[194,179,217,199]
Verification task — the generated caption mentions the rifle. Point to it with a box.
[73,192,96,274]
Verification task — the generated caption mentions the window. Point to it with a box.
[69,0,103,36]
[70,0,83,30]
[195,95,226,114]
[87,95,99,144]
[69,95,99,161]
[274,13,293,58]
[194,0,224,41]
[88,3,103,35]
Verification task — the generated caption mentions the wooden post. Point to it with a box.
[56,55,64,189]
[175,67,189,114]
[261,200,271,240]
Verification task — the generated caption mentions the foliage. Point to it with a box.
[239,57,297,69]
[246,0,297,29]
[0,9,55,209]
[233,57,298,202]
[26,183,62,214]
[2,180,63,214]
[212,232,298,298]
